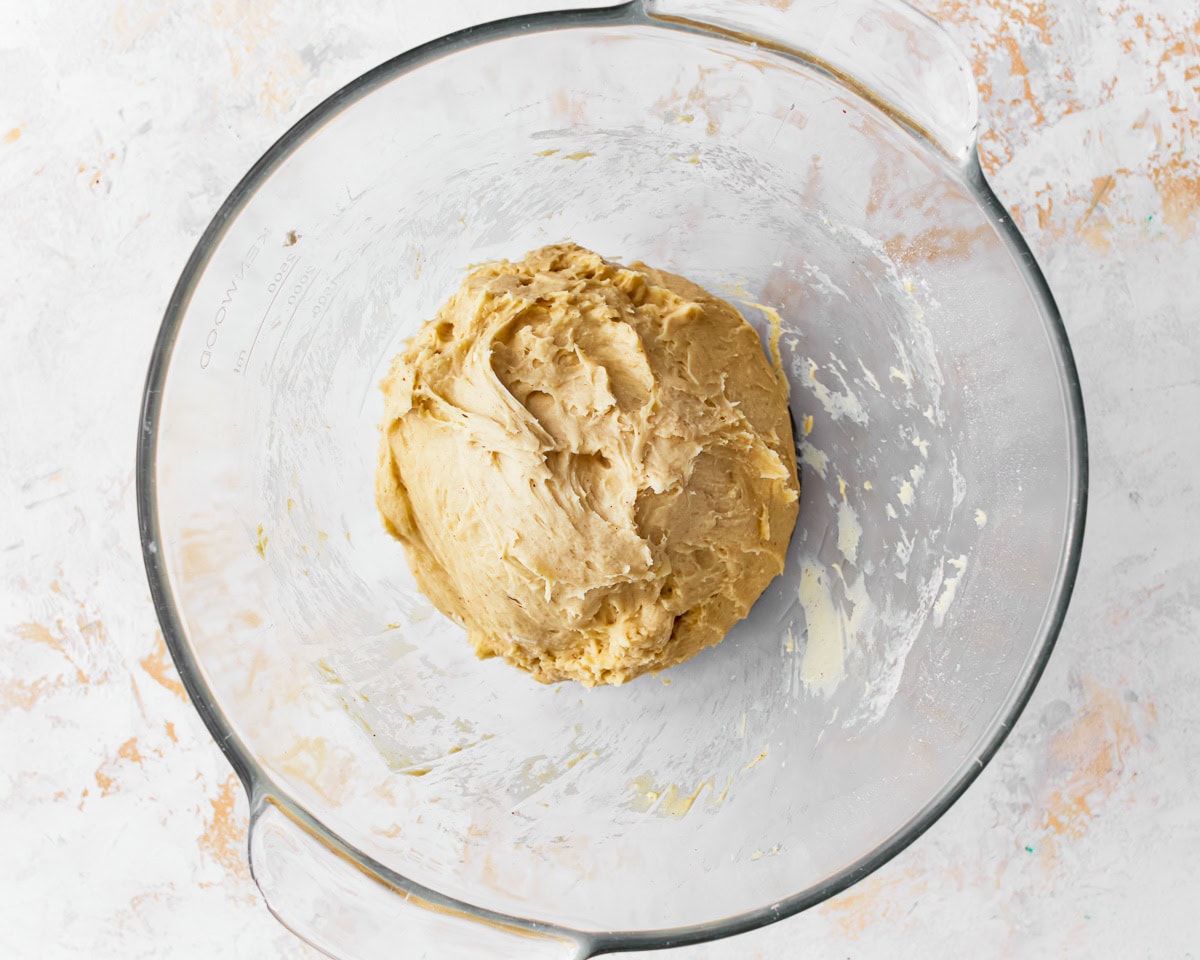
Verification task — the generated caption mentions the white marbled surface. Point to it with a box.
[2,0,1199,956]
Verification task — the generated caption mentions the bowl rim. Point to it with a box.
[136,1,1089,951]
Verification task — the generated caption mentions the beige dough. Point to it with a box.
[376,244,799,686]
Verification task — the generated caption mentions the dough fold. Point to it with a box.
[376,243,799,685]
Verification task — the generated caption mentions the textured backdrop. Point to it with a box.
[1,0,1198,956]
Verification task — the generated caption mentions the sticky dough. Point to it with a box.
[376,244,799,686]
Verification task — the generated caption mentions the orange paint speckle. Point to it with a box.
[549,89,588,124]
[1102,581,1166,629]
[3,126,21,144]
[117,737,145,765]
[139,631,188,702]
[885,224,994,264]
[1080,175,1116,223]
[77,614,108,647]
[94,737,147,796]
[1043,788,1093,840]
[927,0,1067,174]
[198,774,251,882]
[1151,167,1200,239]
[15,621,89,683]
[1037,682,1152,858]
[164,721,178,743]
[0,676,66,711]
[1077,220,1113,252]
[1036,197,1054,230]
[999,33,1030,78]
[94,767,117,796]
[819,868,927,938]
[277,737,356,806]
[17,620,62,651]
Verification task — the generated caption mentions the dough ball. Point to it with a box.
[376,243,799,686]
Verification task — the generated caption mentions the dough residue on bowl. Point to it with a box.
[375,243,799,685]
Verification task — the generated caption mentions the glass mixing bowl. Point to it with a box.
[137,1,1087,956]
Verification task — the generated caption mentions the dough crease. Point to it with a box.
[376,244,799,685]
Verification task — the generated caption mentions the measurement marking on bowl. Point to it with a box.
[199,229,270,370]
[242,253,300,370]
[266,265,320,372]
[292,282,341,371]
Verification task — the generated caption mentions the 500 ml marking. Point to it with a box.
[199,229,270,370]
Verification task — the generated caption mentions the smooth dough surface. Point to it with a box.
[376,244,799,685]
